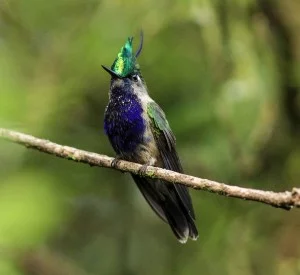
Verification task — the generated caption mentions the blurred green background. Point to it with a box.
[0,0,299,274]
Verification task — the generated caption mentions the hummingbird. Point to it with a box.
[102,33,198,243]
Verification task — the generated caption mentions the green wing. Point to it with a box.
[147,101,181,171]
[147,101,196,219]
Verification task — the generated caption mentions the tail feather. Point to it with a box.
[132,174,168,223]
[163,199,189,243]
[132,174,198,243]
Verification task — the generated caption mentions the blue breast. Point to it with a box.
[104,87,145,155]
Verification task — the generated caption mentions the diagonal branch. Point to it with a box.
[0,128,299,210]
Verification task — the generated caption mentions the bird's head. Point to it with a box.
[102,32,146,91]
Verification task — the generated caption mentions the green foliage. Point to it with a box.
[0,0,299,274]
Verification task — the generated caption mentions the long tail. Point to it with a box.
[132,174,198,243]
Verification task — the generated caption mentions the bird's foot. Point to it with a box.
[138,157,156,177]
[138,164,148,176]
[111,155,122,168]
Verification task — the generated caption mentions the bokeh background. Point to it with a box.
[0,0,299,274]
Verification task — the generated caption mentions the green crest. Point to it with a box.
[110,32,143,78]
[111,37,136,77]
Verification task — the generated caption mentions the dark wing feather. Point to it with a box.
[147,101,196,220]
[131,174,194,242]
[131,174,168,223]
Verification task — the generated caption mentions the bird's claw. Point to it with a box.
[138,164,148,176]
[111,156,122,168]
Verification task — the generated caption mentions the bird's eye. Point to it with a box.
[132,74,139,82]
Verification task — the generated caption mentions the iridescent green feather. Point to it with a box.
[147,101,175,149]
[111,37,137,77]
[147,102,170,132]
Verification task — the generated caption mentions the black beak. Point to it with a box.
[101,65,120,78]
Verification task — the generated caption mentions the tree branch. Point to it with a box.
[0,128,299,210]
